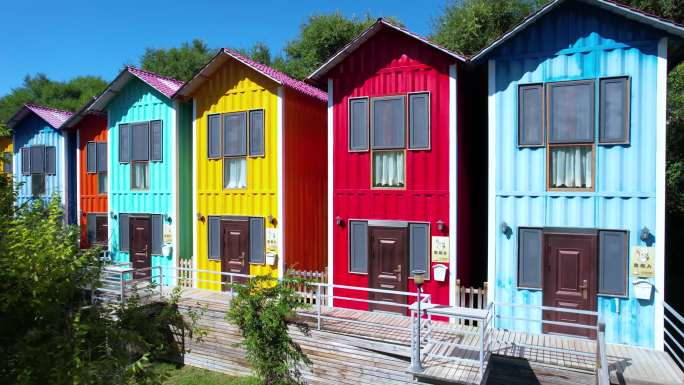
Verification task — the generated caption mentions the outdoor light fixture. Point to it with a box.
[411,269,426,373]
[110,211,117,220]
[166,216,172,224]
[501,221,511,234]
[268,214,277,226]
[640,226,650,242]
[436,219,445,232]
[196,213,205,222]
[336,216,344,226]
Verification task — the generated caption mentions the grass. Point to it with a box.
[151,362,259,385]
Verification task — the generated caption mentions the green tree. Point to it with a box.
[0,74,107,125]
[140,39,216,81]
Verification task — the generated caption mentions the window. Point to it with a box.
[131,162,149,190]
[207,109,264,189]
[598,230,628,296]
[206,216,266,263]
[119,120,162,189]
[87,141,107,194]
[119,214,129,251]
[547,80,595,191]
[372,96,406,188]
[348,221,368,273]
[2,152,12,173]
[87,213,108,245]
[408,93,430,150]
[518,84,544,147]
[517,227,543,289]
[21,145,55,196]
[349,98,369,151]
[599,77,630,144]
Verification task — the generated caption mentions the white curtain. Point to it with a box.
[373,151,405,187]
[224,157,246,189]
[132,162,148,189]
[550,147,592,188]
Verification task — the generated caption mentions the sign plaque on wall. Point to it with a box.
[266,228,279,252]
[163,224,173,244]
[431,236,450,263]
[631,246,655,278]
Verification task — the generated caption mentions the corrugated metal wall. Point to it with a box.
[193,60,279,291]
[77,114,108,248]
[107,78,175,285]
[177,101,194,261]
[491,1,661,347]
[1,137,13,174]
[330,28,459,310]
[12,114,66,207]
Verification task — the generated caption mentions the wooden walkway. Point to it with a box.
[174,288,684,385]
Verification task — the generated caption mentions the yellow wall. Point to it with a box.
[0,137,13,174]
[193,59,280,291]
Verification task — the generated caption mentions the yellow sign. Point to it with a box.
[266,228,279,252]
[631,246,655,278]
[431,236,449,263]
[163,224,173,244]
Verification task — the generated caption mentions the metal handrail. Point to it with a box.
[664,302,684,370]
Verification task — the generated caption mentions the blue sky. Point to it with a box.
[0,0,448,96]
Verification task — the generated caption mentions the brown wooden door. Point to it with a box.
[130,217,151,280]
[543,232,597,339]
[221,220,249,289]
[368,227,408,314]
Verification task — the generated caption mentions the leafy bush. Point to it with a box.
[227,275,311,385]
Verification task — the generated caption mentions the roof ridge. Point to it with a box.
[126,65,184,85]
[24,103,73,115]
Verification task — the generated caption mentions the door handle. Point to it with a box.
[579,279,588,300]
[394,264,402,274]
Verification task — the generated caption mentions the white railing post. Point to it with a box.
[230,274,234,297]
[479,317,485,379]
[120,271,125,304]
[316,285,322,331]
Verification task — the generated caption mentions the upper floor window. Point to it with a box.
[118,120,162,191]
[1,152,11,174]
[349,92,430,189]
[517,77,630,191]
[20,145,56,196]
[207,109,265,190]
[86,141,107,194]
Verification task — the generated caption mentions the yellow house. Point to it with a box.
[175,49,327,291]
[0,136,12,174]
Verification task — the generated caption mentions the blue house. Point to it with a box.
[474,0,684,348]
[6,104,77,223]
[87,67,186,285]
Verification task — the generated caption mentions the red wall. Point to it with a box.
[330,28,465,310]
[76,114,108,248]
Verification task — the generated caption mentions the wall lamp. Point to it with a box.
[640,226,650,242]
[166,216,172,224]
[436,220,445,232]
[268,215,277,226]
[110,211,117,220]
[336,216,344,227]
[196,213,205,223]
[501,221,511,234]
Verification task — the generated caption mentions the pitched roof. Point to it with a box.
[88,66,183,112]
[471,0,684,62]
[60,96,105,131]
[6,103,73,130]
[174,48,327,102]
[306,18,467,83]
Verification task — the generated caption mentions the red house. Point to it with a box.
[308,19,485,312]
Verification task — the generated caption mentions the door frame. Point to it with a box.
[219,218,250,287]
[129,215,152,279]
[368,224,409,314]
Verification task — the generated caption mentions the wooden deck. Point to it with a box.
[174,288,684,385]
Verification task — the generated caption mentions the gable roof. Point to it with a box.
[174,48,327,102]
[6,103,73,131]
[89,66,184,112]
[306,18,467,83]
[471,0,684,62]
[60,96,105,131]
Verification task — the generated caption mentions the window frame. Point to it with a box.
[31,173,46,197]
[207,113,223,160]
[98,172,108,194]
[248,109,265,157]
[599,76,631,145]
[86,141,98,174]
[546,79,596,145]
[348,96,370,152]
[407,91,431,151]
[348,219,369,275]
[517,226,543,290]
[88,213,109,246]
[517,83,545,148]
[370,95,406,150]
[130,161,150,191]
[408,221,431,281]
[371,149,407,190]
[597,229,629,297]
[222,156,247,190]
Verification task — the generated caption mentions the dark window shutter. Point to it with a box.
[150,120,163,161]
[96,142,107,172]
[119,214,129,252]
[21,148,30,175]
[45,146,56,175]
[86,142,97,173]
[548,80,595,144]
[518,84,544,146]
[3,152,12,173]
[151,214,162,255]
[249,217,265,263]
[87,213,96,244]
[223,112,247,156]
[248,110,265,156]
[208,216,221,260]
[30,145,45,174]
[598,230,628,296]
[207,114,221,159]
[408,93,430,150]
[131,122,150,161]
[95,215,108,244]
[349,221,368,273]
[349,98,369,151]
[409,223,430,277]
[372,96,405,149]
[518,227,542,288]
[119,124,130,163]
[599,77,630,144]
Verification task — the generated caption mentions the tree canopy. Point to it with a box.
[139,39,216,82]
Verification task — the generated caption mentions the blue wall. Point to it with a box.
[13,113,69,211]
[490,1,663,347]
[106,77,176,285]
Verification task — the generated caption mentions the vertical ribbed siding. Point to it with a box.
[107,78,175,285]
[77,115,108,248]
[492,2,661,347]
[13,114,65,206]
[177,101,194,261]
[193,61,279,291]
